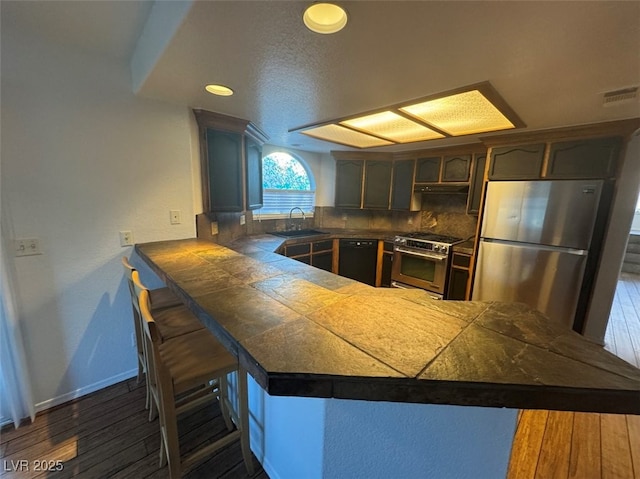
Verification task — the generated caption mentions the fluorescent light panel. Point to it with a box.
[340,111,445,143]
[293,83,522,148]
[400,90,515,136]
[301,124,393,148]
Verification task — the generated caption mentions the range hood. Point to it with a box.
[414,184,469,194]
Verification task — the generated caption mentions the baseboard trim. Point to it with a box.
[34,369,137,413]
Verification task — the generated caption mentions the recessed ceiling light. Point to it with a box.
[303,3,348,34]
[205,84,234,96]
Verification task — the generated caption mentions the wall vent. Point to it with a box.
[603,87,638,107]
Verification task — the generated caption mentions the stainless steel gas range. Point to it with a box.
[391,232,464,300]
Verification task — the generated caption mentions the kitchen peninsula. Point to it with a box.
[135,237,639,479]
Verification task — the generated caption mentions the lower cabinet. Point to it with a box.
[380,241,394,287]
[284,242,311,264]
[285,240,334,272]
[311,240,334,272]
[447,253,472,300]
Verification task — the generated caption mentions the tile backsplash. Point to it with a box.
[199,193,478,244]
[419,194,478,240]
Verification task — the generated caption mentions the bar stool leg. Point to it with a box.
[149,396,158,422]
[238,366,255,475]
[137,361,144,384]
[219,375,234,431]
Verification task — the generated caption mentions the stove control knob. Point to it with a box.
[441,246,448,254]
[433,245,441,252]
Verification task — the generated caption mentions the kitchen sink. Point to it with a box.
[269,229,328,238]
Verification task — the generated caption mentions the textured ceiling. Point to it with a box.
[3,1,639,153]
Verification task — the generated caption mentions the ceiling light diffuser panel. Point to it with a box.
[400,90,516,136]
[340,111,445,143]
[292,82,524,148]
[301,124,394,148]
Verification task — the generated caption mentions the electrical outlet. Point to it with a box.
[14,238,42,257]
[170,210,181,225]
[210,221,219,235]
[119,231,134,247]
[240,214,246,225]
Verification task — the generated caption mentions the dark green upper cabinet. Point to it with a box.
[206,128,243,211]
[442,155,471,182]
[245,137,263,210]
[194,109,268,213]
[488,143,545,179]
[363,160,392,209]
[466,154,486,215]
[546,137,622,179]
[335,159,364,208]
[414,154,471,183]
[415,157,441,182]
[390,159,415,210]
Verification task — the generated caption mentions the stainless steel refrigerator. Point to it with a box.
[472,179,607,330]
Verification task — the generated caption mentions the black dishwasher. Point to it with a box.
[339,239,377,286]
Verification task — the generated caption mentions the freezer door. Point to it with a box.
[472,240,588,329]
[481,180,603,250]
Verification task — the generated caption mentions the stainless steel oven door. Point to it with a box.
[391,247,448,296]
[391,281,443,300]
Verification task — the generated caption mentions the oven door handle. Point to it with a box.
[394,247,448,261]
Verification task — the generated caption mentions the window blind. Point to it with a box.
[259,189,316,216]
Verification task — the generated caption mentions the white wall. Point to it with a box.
[316,152,335,207]
[1,25,196,409]
[584,132,640,342]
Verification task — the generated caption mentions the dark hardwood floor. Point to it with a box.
[0,378,266,478]
[1,274,639,478]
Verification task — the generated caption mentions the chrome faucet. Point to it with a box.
[288,207,306,230]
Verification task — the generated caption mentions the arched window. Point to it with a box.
[260,151,315,217]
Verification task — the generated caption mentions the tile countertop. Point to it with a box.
[135,237,640,414]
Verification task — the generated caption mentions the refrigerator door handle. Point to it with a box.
[480,238,588,256]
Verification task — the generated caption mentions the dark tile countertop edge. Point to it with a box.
[135,238,640,415]
[245,367,639,415]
